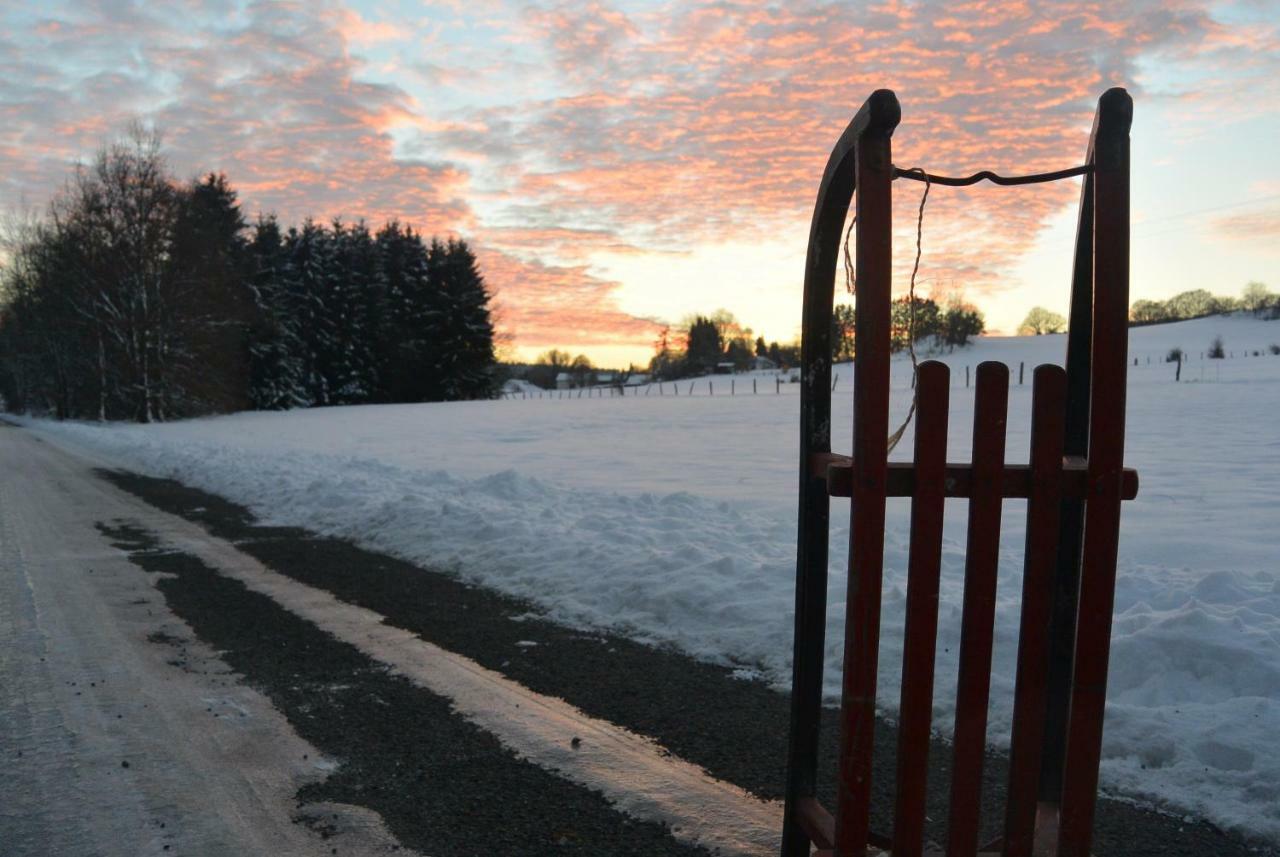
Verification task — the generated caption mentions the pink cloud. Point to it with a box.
[1215,208,1280,242]
[324,8,412,46]
[479,249,661,349]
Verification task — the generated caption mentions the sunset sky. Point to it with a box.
[2,0,1278,367]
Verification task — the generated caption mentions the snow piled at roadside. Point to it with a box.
[27,314,1280,841]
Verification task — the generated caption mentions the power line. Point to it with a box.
[1132,192,1280,228]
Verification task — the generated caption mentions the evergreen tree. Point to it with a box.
[0,129,506,417]
[725,336,753,370]
[287,220,338,405]
[246,216,309,409]
[941,299,985,349]
[891,296,941,352]
[326,220,380,403]
[374,221,435,401]
[167,172,253,413]
[0,222,94,418]
[426,238,498,400]
[684,316,722,372]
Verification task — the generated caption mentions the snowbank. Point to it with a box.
[27,313,1280,839]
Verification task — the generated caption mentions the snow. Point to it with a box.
[500,378,540,395]
[25,313,1280,840]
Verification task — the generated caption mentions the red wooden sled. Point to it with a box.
[781,89,1137,857]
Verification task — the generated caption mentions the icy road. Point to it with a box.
[0,423,781,857]
[0,424,418,856]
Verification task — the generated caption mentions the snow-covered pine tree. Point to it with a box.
[374,221,434,402]
[426,237,498,401]
[325,220,381,404]
[287,220,337,406]
[167,173,254,415]
[246,216,309,410]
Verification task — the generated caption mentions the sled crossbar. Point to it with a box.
[813,455,1138,501]
[782,88,1134,857]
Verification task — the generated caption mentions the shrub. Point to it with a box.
[1208,336,1226,359]
[1165,347,1183,363]
[1270,344,1280,355]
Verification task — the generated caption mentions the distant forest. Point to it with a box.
[1016,283,1278,338]
[1129,282,1277,325]
[517,296,987,390]
[646,296,985,381]
[0,129,498,422]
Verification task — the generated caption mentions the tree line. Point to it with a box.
[1130,282,1277,325]
[1017,282,1277,337]
[0,129,498,421]
[648,310,767,380]
[642,295,985,382]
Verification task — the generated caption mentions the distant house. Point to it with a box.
[624,373,649,387]
[752,355,777,371]
[555,372,572,390]
[595,372,616,385]
[714,361,735,374]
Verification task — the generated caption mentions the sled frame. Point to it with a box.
[781,89,1135,857]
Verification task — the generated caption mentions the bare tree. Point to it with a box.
[1019,306,1067,336]
[52,124,181,421]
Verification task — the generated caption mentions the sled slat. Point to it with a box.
[892,361,951,857]
[1003,366,1068,857]
[947,362,1010,857]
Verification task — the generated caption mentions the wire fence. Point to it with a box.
[500,349,1280,400]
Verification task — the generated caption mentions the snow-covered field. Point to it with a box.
[26,314,1280,840]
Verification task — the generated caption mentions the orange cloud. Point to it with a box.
[479,249,661,349]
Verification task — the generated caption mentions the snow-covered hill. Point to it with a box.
[27,313,1280,839]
